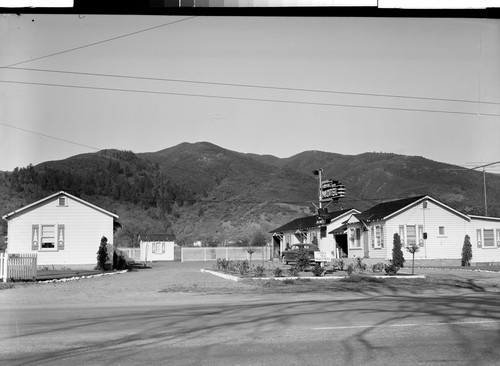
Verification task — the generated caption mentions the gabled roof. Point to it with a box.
[354,195,469,223]
[2,191,119,220]
[140,233,176,242]
[354,196,426,222]
[269,208,358,234]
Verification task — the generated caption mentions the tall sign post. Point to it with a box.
[312,168,346,225]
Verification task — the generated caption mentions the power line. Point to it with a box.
[2,79,499,117]
[1,16,197,68]
[5,66,500,106]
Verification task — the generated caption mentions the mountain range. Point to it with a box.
[1,142,498,247]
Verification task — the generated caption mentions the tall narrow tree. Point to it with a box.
[392,233,405,268]
[461,234,472,266]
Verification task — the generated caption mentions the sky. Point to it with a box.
[1,14,500,172]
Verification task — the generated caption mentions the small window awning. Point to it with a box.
[329,224,347,235]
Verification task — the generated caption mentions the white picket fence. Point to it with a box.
[0,253,38,282]
[116,247,141,262]
[181,246,273,262]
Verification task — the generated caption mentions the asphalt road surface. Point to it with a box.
[1,292,499,365]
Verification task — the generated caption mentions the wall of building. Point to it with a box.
[140,241,175,261]
[467,217,500,263]
[6,195,114,268]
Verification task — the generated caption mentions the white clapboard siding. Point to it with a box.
[384,199,468,261]
[6,194,115,267]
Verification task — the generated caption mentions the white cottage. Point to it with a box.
[339,195,500,265]
[2,191,120,269]
[139,233,176,262]
[270,208,360,259]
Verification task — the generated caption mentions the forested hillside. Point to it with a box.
[1,142,499,250]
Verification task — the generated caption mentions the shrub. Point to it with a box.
[354,257,367,272]
[392,233,405,268]
[95,236,109,270]
[273,267,283,277]
[347,257,367,276]
[338,258,345,271]
[235,260,250,276]
[384,263,400,275]
[113,251,129,270]
[215,258,232,272]
[295,249,311,271]
[372,262,385,273]
[461,235,472,267]
[312,263,326,276]
[254,265,266,277]
[288,266,300,277]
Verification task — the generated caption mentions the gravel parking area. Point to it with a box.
[0,261,499,308]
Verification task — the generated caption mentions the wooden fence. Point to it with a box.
[181,246,273,262]
[0,253,38,282]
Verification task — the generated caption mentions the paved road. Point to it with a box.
[1,292,499,365]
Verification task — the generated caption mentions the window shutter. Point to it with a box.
[371,227,374,248]
[32,224,39,250]
[497,230,500,248]
[152,243,156,253]
[57,225,65,250]
[162,243,165,253]
[477,229,482,248]
[380,226,384,248]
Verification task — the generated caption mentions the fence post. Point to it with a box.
[1,253,7,282]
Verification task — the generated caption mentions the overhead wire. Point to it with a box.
[1,79,499,117]
[1,16,197,68]
[4,66,500,106]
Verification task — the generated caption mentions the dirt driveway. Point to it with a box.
[1,262,499,308]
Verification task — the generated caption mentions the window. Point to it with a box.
[350,228,361,248]
[58,197,66,206]
[418,225,424,247]
[152,242,165,254]
[373,225,383,248]
[398,225,405,245]
[41,225,56,249]
[406,225,416,246]
[438,226,446,236]
[483,229,494,247]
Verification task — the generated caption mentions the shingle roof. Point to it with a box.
[2,191,119,220]
[140,234,176,242]
[269,208,356,233]
[355,195,427,222]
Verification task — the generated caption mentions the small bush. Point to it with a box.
[372,262,385,273]
[113,252,129,270]
[295,249,311,271]
[461,235,472,267]
[236,260,250,276]
[95,236,109,270]
[288,266,300,277]
[384,263,400,275]
[347,257,367,276]
[254,265,266,277]
[331,259,345,271]
[312,263,326,276]
[273,267,283,277]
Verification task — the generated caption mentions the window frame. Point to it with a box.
[350,227,361,248]
[406,225,416,246]
[40,224,57,251]
[483,229,495,247]
[58,197,67,206]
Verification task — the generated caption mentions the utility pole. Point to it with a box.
[313,168,323,209]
